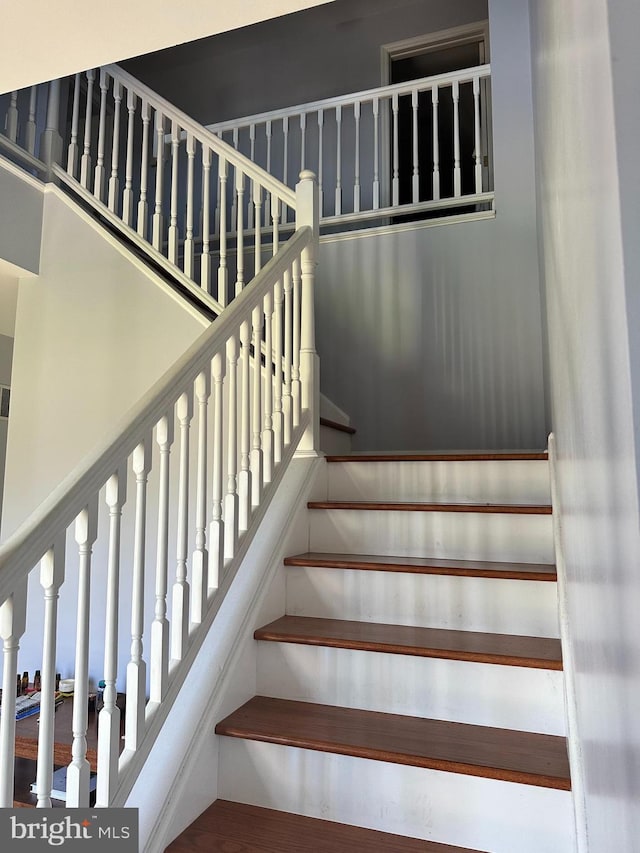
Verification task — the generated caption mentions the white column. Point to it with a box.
[238,321,252,532]
[67,497,99,807]
[122,88,137,226]
[137,99,151,239]
[25,86,38,155]
[0,580,28,807]
[125,439,152,752]
[40,78,63,174]
[35,536,66,808]
[168,120,180,264]
[453,80,461,198]
[94,70,108,201]
[201,146,212,293]
[152,110,165,251]
[432,85,440,201]
[80,70,95,189]
[150,415,173,704]
[295,170,320,455]
[67,74,81,176]
[171,391,193,663]
[224,335,240,561]
[250,306,264,509]
[209,352,225,588]
[191,372,211,624]
[184,132,196,279]
[218,157,228,306]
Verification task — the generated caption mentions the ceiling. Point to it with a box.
[0,0,336,93]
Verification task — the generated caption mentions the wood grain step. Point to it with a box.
[326,452,548,462]
[255,616,563,670]
[283,552,557,581]
[320,416,357,435]
[308,500,552,514]
[215,696,571,790]
[165,799,488,852]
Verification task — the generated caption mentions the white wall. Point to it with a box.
[529,1,640,850]
[0,159,43,275]
[0,331,13,528]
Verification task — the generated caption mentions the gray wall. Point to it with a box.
[530,1,640,849]
[126,0,547,450]
[124,0,488,124]
[0,333,13,528]
[0,162,43,275]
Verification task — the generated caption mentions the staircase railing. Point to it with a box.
[206,64,494,226]
[1,65,298,313]
[0,166,319,808]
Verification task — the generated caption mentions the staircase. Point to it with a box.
[167,452,576,853]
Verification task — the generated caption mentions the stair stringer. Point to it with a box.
[138,456,326,853]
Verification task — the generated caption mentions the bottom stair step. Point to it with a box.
[216,696,571,789]
[165,799,488,852]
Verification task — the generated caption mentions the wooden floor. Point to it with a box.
[255,615,563,669]
[284,551,558,581]
[215,696,571,790]
[165,800,489,852]
[308,500,552,514]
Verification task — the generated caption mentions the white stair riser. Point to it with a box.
[320,424,352,455]
[218,739,575,853]
[328,459,551,504]
[286,568,560,637]
[256,642,566,734]
[309,508,554,563]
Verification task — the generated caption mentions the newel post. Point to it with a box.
[295,170,320,455]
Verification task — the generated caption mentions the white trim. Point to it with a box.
[548,433,588,853]
[320,208,496,245]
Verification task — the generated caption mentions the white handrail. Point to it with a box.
[207,64,491,133]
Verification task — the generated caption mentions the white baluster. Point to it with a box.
[168,120,180,264]
[152,110,165,251]
[184,132,196,279]
[67,74,81,176]
[25,86,38,155]
[96,468,127,807]
[230,130,239,229]
[353,101,361,213]
[108,80,122,212]
[432,85,440,201]
[40,79,62,174]
[0,580,27,807]
[201,146,212,293]
[263,291,274,485]
[282,267,293,447]
[265,120,272,227]
[218,157,228,306]
[317,109,324,217]
[209,352,225,588]
[282,116,289,223]
[412,88,420,203]
[453,80,461,198]
[214,131,223,234]
[150,415,173,704]
[224,335,239,561]
[122,88,137,226]
[473,76,482,194]
[300,112,307,171]
[271,193,280,257]
[254,183,263,275]
[273,278,284,465]
[250,306,264,509]
[238,321,252,532]
[137,99,150,239]
[67,497,98,807]
[94,69,109,201]
[236,170,245,296]
[392,93,399,207]
[335,105,342,215]
[191,373,210,624]
[373,98,380,209]
[5,91,18,143]
[291,257,301,428]
[295,170,319,453]
[36,535,65,808]
[171,391,193,663]
[80,69,95,189]
[247,124,256,231]
[125,440,152,752]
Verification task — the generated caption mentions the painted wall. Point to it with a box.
[126,0,547,450]
[529,1,640,850]
[0,159,43,275]
[0,332,13,528]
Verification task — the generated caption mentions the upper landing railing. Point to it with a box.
[206,64,494,227]
[0,66,299,312]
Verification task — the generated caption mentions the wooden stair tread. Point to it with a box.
[284,551,557,580]
[216,696,571,790]
[326,452,548,462]
[255,616,563,669]
[165,799,488,852]
[320,416,357,434]
[308,500,552,514]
